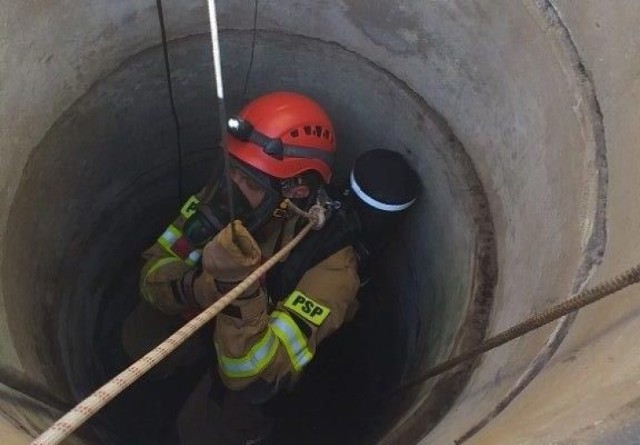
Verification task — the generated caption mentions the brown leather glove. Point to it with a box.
[194,220,262,308]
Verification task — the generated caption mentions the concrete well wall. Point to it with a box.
[0,1,638,444]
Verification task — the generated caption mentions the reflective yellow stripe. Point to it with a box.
[156,224,202,266]
[184,250,202,267]
[269,310,313,371]
[140,256,183,305]
[216,328,279,378]
[157,225,182,255]
[181,195,200,219]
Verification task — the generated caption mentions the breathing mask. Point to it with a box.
[183,159,283,247]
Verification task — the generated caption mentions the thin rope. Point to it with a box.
[155,0,183,205]
[382,262,640,399]
[31,218,319,445]
[242,0,259,100]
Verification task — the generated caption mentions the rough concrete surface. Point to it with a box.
[0,0,638,444]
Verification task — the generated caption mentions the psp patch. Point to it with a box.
[283,291,331,326]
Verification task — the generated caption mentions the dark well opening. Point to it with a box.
[3,31,495,444]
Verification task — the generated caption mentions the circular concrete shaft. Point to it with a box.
[2,29,496,444]
[2,1,640,444]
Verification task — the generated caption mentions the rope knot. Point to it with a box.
[308,204,327,230]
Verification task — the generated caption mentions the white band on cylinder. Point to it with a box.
[350,171,416,212]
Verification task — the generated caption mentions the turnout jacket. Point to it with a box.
[139,191,360,391]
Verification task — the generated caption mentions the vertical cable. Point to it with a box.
[155,0,183,206]
[206,0,236,226]
[242,0,259,100]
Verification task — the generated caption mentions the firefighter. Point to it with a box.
[121,91,421,444]
[347,148,421,280]
[122,91,359,444]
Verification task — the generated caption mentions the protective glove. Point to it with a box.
[183,165,271,248]
[203,219,261,280]
[194,220,262,308]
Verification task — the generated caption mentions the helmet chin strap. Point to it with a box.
[289,188,318,214]
[272,199,290,218]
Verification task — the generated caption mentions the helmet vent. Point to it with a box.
[291,126,333,141]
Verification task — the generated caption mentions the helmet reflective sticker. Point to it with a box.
[350,170,416,212]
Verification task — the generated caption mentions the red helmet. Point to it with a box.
[227,91,336,183]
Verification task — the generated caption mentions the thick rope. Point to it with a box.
[31,218,319,445]
[390,263,640,396]
[31,195,640,441]
[283,199,326,229]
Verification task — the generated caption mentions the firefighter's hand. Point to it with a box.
[201,220,262,283]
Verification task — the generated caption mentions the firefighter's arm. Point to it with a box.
[139,194,205,315]
[201,221,274,390]
[282,246,361,349]
[193,219,262,304]
[214,244,360,391]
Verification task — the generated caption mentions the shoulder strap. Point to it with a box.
[266,208,358,302]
